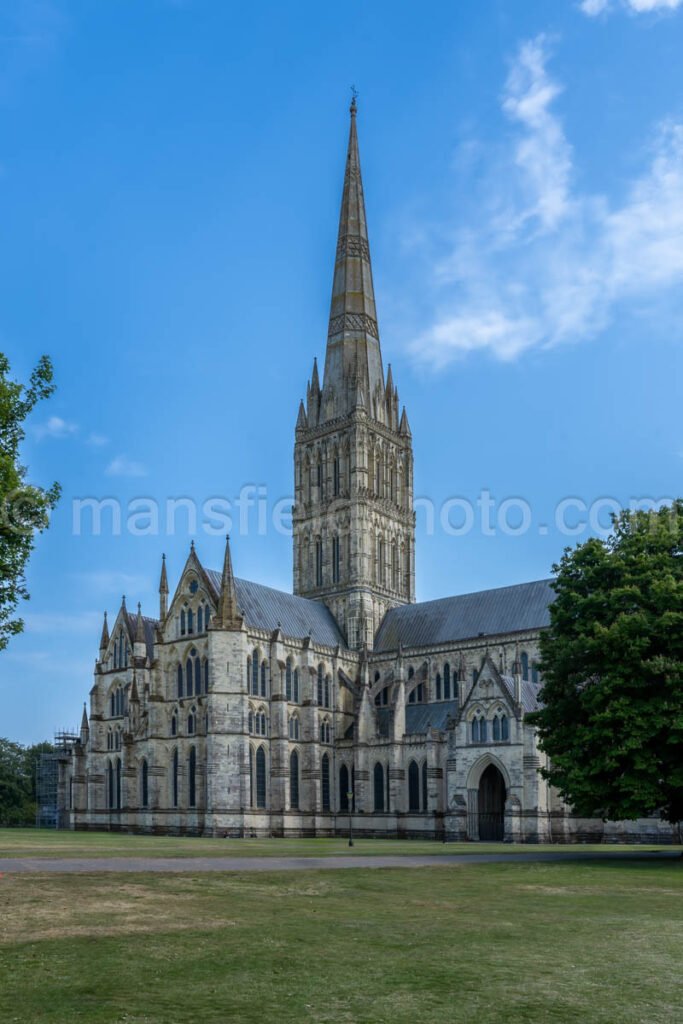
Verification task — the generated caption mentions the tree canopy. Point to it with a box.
[0,737,55,826]
[0,354,60,651]
[530,501,683,824]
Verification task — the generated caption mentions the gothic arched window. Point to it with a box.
[408,760,420,812]
[293,668,300,703]
[321,752,331,812]
[171,750,179,807]
[435,673,442,701]
[373,762,385,812]
[472,713,487,743]
[493,712,509,742]
[421,761,428,811]
[187,608,194,635]
[444,663,451,700]
[255,746,266,809]
[332,535,340,583]
[260,661,267,698]
[180,609,186,636]
[521,651,529,681]
[197,606,203,633]
[317,664,324,706]
[290,750,299,810]
[251,650,259,695]
[188,747,196,808]
[177,663,183,699]
[339,763,350,811]
[115,758,121,810]
[203,658,209,694]
[285,659,293,701]
[315,538,323,587]
[141,759,149,808]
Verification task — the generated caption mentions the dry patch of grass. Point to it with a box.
[0,861,682,1024]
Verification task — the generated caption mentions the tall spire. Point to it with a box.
[215,535,244,630]
[321,96,385,422]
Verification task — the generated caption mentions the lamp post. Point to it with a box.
[347,791,354,847]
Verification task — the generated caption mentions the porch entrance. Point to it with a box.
[478,764,506,841]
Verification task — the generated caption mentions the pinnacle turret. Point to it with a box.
[99,611,109,654]
[215,535,244,630]
[159,553,169,620]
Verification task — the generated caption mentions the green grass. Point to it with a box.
[1,827,679,860]
[1,859,682,1023]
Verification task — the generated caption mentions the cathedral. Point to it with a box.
[59,101,673,843]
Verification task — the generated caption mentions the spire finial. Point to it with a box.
[350,85,358,116]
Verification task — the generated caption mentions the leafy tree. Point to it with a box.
[530,501,683,825]
[0,738,56,825]
[0,354,61,651]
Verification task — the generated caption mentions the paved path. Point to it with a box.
[0,850,679,874]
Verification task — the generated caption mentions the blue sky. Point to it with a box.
[2,0,683,743]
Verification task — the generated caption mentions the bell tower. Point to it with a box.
[292,98,415,648]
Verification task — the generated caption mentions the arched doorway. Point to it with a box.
[478,764,506,841]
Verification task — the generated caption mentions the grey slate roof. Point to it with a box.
[205,570,345,648]
[374,579,555,652]
[405,699,459,735]
[499,675,543,713]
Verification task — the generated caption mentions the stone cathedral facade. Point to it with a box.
[59,102,673,843]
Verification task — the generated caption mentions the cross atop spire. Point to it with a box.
[321,96,385,422]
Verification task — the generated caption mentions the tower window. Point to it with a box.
[332,536,340,584]
[317,539,324,586]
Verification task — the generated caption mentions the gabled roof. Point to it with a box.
[204,570,345,648]
[374,579,555,652]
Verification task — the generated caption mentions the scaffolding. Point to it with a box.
[36,731,79,829]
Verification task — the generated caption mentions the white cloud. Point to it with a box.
[501,36,572,231]
[32,415,78,440]
[105,454,148,478]
[87,432,109,447]
[580,0,682,15]
[411,38,683,367]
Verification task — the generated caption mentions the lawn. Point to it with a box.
[1,858,682,1023]
[0,827,679,860]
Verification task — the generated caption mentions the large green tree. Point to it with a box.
[0,738,54,826]
[530,501,683,825]
[0,354,60,651]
